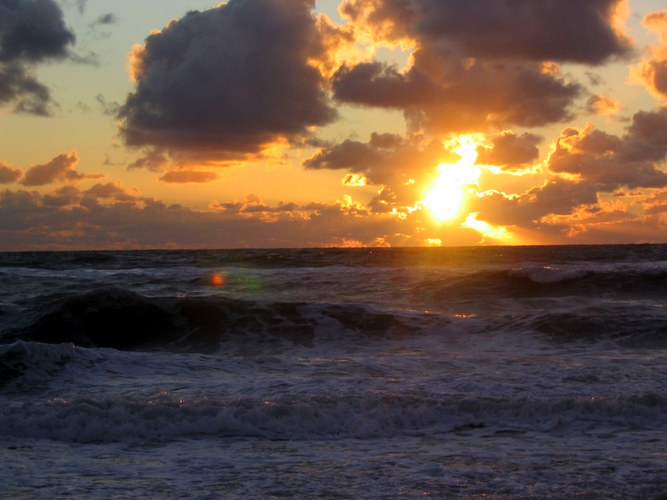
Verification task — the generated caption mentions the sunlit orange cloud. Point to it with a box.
[0,162,23,184]
[338,0,417,51]
[536,185,667,244]
[126,43,146,83]
[631,10,667,100]
[462,213,514,243]
[587,94,622,115]
[327,238,365,248]
[342,173,368,186]
[310,14,371,79]
[643,188,667,214]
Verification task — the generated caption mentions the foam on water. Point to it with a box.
[1,246,666,498]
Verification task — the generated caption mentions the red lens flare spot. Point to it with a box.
[210,272,226,286]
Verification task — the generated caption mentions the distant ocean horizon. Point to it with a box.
[1,244,666,498]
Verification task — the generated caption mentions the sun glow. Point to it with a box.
[463,213,512,241]
[425,137,481,221]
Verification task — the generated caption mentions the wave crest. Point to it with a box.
[3,287,445,353]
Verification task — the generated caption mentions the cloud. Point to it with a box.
[0,60,52,115]
[127,150,169,172]
[618,107,667,161]
[0,0,76,114]
[95,94,120,116]
[42,185,81,206]
[214,194,301,216]
[340,0,631,64]
[587,94,622,115]
[94,13,116,26]
[159,170,219,184]
[305,132,462,216]
[463,109,667,234]
[20,151,104,186]
[475,132,542,168]
[332,48,581,134]
[632,10,667,100]
[333,0,633,133]
[0,185,420,250]
[305,132,457,183]
[469,180,599,228]
[547,109,667,189]
[0,0,75,62]
[119,0,338,162]
[0,162,23,183]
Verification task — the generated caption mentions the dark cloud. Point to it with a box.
[333,0,632,133]
[95,13,116,26]
[340,0,631,64]
[622,108,667,161]
[0,162,23,183]
[0,0,75,62]
[0,186,414,250]
[127,150,169,172]
[476,132,542,168]
[548,109,667,190]
[0,0,75,114]
[469,179,600,228]
[0,60,51,115]
[159,170,219,184]
[332,49,581,133]
[82,182,134,202]
[332,62,439,109]
[215,195,301,215]
[304,132,458,213]
[95,93,120,116]
[20,151,104,186]
[119,0,337,161]
[42,185,80,206]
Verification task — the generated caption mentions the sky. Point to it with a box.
[1,0,667,250]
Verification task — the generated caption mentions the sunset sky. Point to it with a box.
[2,0,667,250]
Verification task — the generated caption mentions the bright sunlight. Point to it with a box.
[425,136,481,221]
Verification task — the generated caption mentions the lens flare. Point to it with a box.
[210,272,226,286]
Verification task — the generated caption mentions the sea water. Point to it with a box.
[0,246,665,498]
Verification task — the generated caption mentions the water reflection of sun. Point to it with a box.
[425,136,481,222]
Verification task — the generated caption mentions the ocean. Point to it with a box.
[0,245,665,499]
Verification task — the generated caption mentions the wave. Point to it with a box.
[3,244,666,271]
[0,341,75,387]
[1,287,446,353]
[491,304,667,347]
[414,264,667,302]
[1,386,664,443]
[2,278,665,353]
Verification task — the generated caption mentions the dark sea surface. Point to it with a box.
[0,245,666,498]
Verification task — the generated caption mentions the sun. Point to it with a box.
[426,167,466,220]
[425,137,481,221]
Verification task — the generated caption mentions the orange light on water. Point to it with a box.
[210,272,226,286]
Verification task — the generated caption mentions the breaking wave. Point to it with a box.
[1,287,446,353]
[1,381,664,443]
